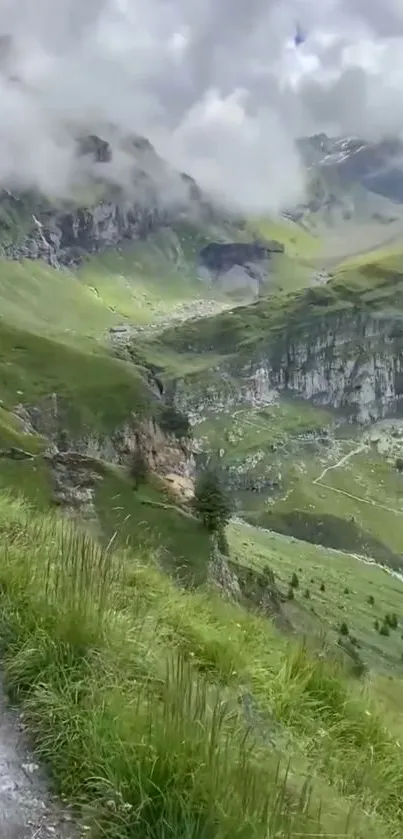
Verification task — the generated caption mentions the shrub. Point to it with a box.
[379,623,390,637]
[320,582,326,592]
[130,448,148,490]
[395,457,403,473]
[303,588,310,599]
[339,622,349,637]
[368,595,375,606]
[374,619,380,631]
[287,586,295,600]
[344,587,349,595]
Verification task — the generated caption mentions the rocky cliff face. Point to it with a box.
[0,132,219,268]
[3,199,168,267]
[172,311,403,425]
[15,395,195,517]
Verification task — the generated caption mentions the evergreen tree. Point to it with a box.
[193,469,232,534]
[131,449,148,490]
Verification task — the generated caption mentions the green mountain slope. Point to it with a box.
[2,131,403,839]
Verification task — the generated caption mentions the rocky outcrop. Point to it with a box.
[197,240,284,294]
[0,129,224,268]
[207,537,291,628]
[233,562,291,631]
[14,395,194,476]
[3,199,168,267]
[207,536,242,600]
[15,393,196,514]
[173,310,403,424]
[0,446,34,461]
[45,451,103,523]
[133,418,195,484]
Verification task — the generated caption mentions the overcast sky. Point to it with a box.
[1,0,403,212]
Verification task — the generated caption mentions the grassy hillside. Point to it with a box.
[250,216,320,260]
[94,465,212,584]
[230,520,403,675]
[0,232,224,342]
[2,494,403,837]
[194,396,403,568]
[150,261,403,366]
[0,319,154,431]
[3,205,403,837]
[254,441,403,562]
[337,242,403,275]
[78,226,228,326]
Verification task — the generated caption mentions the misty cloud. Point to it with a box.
[1,0,403,213]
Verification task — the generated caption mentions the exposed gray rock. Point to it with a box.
[0,448,34,461]
[0,131,228,269]
[0,675,78,838]
[207,536,241,600]
[44,451,103,524]
[173,311,403,425]
[3,199,168,268]
[197,240,284,293]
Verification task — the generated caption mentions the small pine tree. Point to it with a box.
[374,619,380,632]
[303,588,310,599]
[395,457,403,473]
[290,571,299,589]
[368,594,375,606]
[339,621,349,636]
[287,586,295,601]
[193,468,232,534]
[320,581,325,592]
[344,587,349,595]
[385,613,398,630]
[379,622,390,637]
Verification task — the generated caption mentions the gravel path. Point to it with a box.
[0,676,77,839]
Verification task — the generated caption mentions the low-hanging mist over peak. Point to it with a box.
[2,0,403,213]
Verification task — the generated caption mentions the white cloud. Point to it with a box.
[0,0,403,212]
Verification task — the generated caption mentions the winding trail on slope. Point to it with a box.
[232,407,268,431]
[232,405,403,518]
[313,442,403,516]
[313,443,367,485]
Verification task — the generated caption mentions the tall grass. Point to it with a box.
[0,493,401,837]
